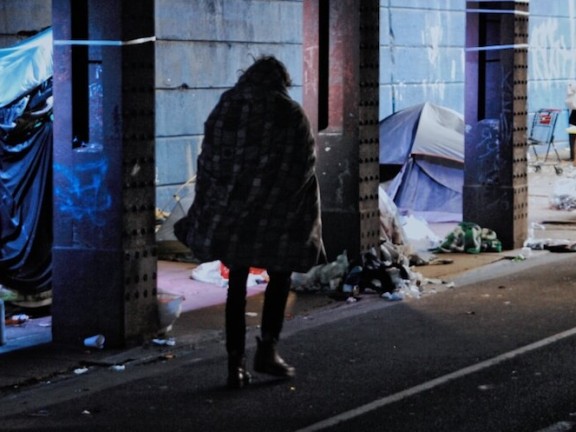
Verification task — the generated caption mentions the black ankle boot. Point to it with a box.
[227,354,252,389]
[253,337,295,378]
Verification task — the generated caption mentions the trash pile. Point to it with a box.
[291,245,427,303]
[549,177,576,210]
[291,192,507,303]
[521,222,576,253]
[434,222,502,254]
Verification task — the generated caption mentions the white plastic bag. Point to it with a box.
[550,178,576,210]
[402,215,442,251]
[190,261,225,286]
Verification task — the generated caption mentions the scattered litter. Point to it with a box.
[81,409,92,415]
[83,334,105,349]
[5,314,29,326]
[402,214,443,252]
[478,384,495,391]
[190,261,267,287]
[110,364,126,372]
[523,222,548,251]
[157,292,185,333]
[74,367,89,375]
[403,283,423,298]
[550,177,576,210]
[430,258,454,265]
[291,250,349,293]
[190,261,229,286]
[245,312,258,318]
[345,296,358,303]
[436,222,502,254]
[152,337,176,347]
[544,241,576,252]
[523,221,575,253]
[381,292,403,301]
[425,278,444,285]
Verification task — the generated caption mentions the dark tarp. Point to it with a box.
[0,29,53,295]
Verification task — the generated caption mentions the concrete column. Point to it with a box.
[51,0,157,347]
[303,0,380,263]
[464,1,529,250]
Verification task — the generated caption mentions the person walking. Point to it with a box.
[175,56,325,389]
[565,81,576,160]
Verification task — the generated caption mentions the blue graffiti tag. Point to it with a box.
[54,157,112,227]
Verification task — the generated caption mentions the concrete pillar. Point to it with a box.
[464,1,529,250]
[51,0,157,347]
[303,0,380,263]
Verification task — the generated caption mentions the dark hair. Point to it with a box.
[237,55,292,89]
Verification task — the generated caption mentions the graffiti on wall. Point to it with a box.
[382,2,576,118]
[475,120,501,186]
[530,17,576,88]
[422,14,443,71]
[383,7,464,116]
[54,158,112,228]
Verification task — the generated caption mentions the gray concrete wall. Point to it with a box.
[0,0,51,47]
[379,0,466,119]
[529,1,576,137]
[1,0,574,224]
[379,1,576,143]
[154,0,304,209]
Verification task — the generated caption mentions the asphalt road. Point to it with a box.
[2,253,576,432]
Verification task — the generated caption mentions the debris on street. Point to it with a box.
[550,176,576,210]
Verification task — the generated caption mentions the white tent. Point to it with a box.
[379,102,465,223]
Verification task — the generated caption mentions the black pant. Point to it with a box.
[225,267,291,355]
[570,110,576,160]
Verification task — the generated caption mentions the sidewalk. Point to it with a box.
[1,154,576,392]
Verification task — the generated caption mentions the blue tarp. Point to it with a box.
[0,29,53,295]
[0,28,52,109]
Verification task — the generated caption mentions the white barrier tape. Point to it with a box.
[466,43,529,52]
[466,8,530,16]
[54,36,156,47]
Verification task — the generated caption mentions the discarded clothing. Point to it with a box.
[291,251,349,292]
[436,222,502,254]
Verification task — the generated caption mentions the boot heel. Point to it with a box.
[227,368,252,389]
[254,337,295,378]
[227,355,252,389]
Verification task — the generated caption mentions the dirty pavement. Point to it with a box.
[1,152,576,395]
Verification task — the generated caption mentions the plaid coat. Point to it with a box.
[175,69,325,273]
